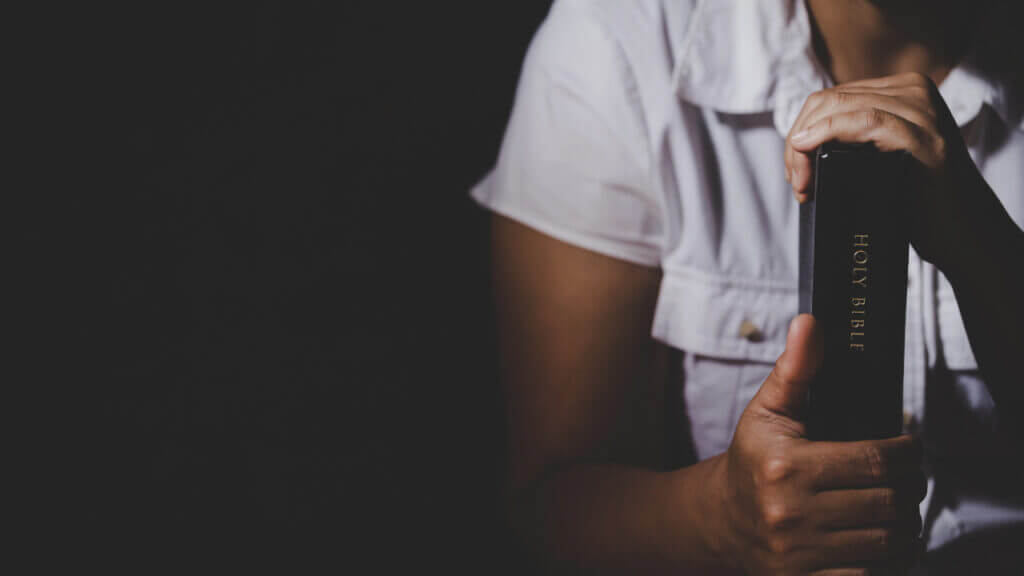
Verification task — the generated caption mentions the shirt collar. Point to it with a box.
[673,0,1023,136]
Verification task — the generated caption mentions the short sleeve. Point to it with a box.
[470,0,663,267]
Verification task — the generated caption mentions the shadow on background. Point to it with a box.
[25,2,552,570]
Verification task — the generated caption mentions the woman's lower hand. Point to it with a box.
[709,315,927,576]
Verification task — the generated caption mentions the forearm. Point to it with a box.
[510,456,739,575]
[943,184,1024,442]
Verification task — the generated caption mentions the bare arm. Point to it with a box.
[491,214,732,574]
[943,182,1024,445]
[783,72,1024,446]
[492,214,926,575]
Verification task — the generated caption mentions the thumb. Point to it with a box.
[750,314,822,422]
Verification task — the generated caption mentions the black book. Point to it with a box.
[799,143,910,441]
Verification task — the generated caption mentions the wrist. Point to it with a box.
[937,222,983,284]
[940,188,1011,285]
[699,453,743,575]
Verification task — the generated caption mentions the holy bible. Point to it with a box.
[799,143,910,441]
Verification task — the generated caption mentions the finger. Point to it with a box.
[785,91,831,194]
[788,138,815,198]
[798,92,936,132]
[784,132,810,199]
[786,93,937,197]
[800,434,924,490]
[786,104,933,198]
[790,108,924,153]
[811,488,921,530]
[835,72,935,91]
[789,109,939,167]
[785,141,811,202]
[812,556,919,576]
[784,91,833,198]
[821,85,933,105]
[750,314,823,423]
[824,536,924,576]
[785,81,937,198]
[812,488,901,529]
[816,526,917,565]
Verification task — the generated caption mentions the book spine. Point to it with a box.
[802,144,909,441]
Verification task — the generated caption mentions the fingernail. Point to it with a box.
[791,129,811,144]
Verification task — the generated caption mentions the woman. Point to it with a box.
[472,0,1023,573]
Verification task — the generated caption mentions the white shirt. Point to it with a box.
[471,0,1024,551]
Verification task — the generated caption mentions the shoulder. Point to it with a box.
[545,0,697,35]
[524,0,695,119]
[472,0,696,268]
[534,0,695,62]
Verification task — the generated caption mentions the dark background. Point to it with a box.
[26,1,553,569]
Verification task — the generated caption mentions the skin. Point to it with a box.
[493,0,1022,573]
[793,0,1024,444]
[494,219,925,575]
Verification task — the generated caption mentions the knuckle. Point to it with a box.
[898,120,919,141]
[759,457,795,485]
[931,134,948,160]
[864,108,887,129]
[878,488,898,516]
[759,553,789,576]
[920,112,939,132]
[831,90,853,108]
[767,533,794,556]
[761,499,794,530]
[909,83,931,98]
[877,528,896,553]
[906,72,933,88]
[864,445,888,482]
[771,356,797,385]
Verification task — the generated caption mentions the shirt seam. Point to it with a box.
[470,179,662,268]
[662,264,798,292]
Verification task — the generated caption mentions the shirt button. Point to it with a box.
[739,321,764,342]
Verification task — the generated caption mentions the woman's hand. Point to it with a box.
[784,72,985,271]
[711,315,927,576]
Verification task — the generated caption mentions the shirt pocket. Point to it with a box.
[653,267,798,460]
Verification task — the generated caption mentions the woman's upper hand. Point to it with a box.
[784,72,985,270]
